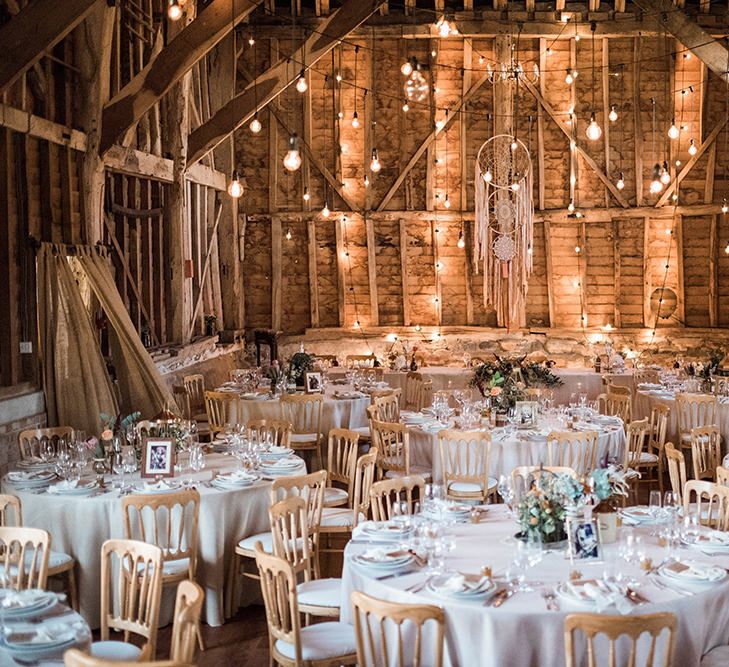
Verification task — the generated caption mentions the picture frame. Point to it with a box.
[566,516,602,563]
[141,438,175,479]
[514,401,538,429]
[304,371,323,394]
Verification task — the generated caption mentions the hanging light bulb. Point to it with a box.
[565,68,577,85]
[227,170,243,199]
[568,200,575,212]
[483,169,492,183]
[688,139,697,156]
[167,0,183,21]
[722,198,728,214]
[321,202,330,218]
[510,139,518,150]
[616,172,625,190]
[444,194,451,209]
[303,187,310,202]
[364,175,370,187]
[660,161,671,185]
[510,182,520,192]
[457,230,465,249]
[402,100,409,112]
[285,228,292,241]
[401,60,413,76]
[370,148,381,173]
[249,112,262,134]
[608,105,618,122]
[649,163,663,193]
[725,241,729,254]
[283,134,302,172]
[586,112,602,141]
[295,70,308,93]
[575,245,581,254]
[351,111,360,129]
[404,60,429,103]
[668,119,680,139]
[436,16,457,37]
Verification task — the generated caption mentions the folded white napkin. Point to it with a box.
[48,479,79,493]
[572,581,632,614]
[438,574,466,593]
[218,470,256,483]
[143,480,171,491]
[0,590,46,610]
[262,457,300,468]
[663,561,719,581]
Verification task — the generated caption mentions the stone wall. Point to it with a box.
[0,388,45,474]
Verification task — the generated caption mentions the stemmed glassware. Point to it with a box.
[497,475,515,516]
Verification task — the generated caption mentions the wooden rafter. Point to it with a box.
[522,79,631,208]
[100,0,262,155]
[0,0,99,94]
[187,0,385,167]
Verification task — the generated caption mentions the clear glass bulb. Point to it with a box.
[660,168,671,185]
[668,121,680,139]
[688,139,697,156]
[351,112,360,129]
[650,179,663,194]
[444,195,451,209]
[608,105,618,122]
[402,101,409,112]
[227,171,243,198]
[725,243,729,255]
[295,71,308,93]
[483,170,492,183]
[283,135,302,172]
[285,228,292,241]
[303,188,310,202]
[249,113,262,134]
[722,200,728,213]
[510,182,520,191]
[586,113,602,141]
[401,61,413,76]
[404,69,429,103]
[167,0,182,20]
[565,71,574,85]
[568,200,575,212]
[438,18,451,37]
[321,203,330,218]
[616,173,625,190]
[457,233,465,249]
[370,149,381,173]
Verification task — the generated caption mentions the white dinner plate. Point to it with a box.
[132,480,182,495]
[555,580,602,609]
[684,529,729,551]
[427,573,494,599]
[620,506,656,523]
[658,560,726,586]
[352,549,413,571]
[0,590,57,618]
[358,521,411,541]
[46,481,97,496]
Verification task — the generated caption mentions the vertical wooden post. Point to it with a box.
[307,220,319,326]
[612,219,622,328]
[537,38,546,211]
[365,216,379,326]
[569,38,577,207]
[426,37,438,211]
[461,39,473,323]
[399,218,410,326]
[642,217,652,327]
[432,220,442,326]
[675,214,685,326]
[709,214,718,327]
[633,38,643,206]
[271,216,282,331]
[268,38,279,213]
[335,217,346,327]
[302,64,313,211]
[543,220,556,327]
[601,38,611,208]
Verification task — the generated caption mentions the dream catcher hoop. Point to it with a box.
[475,134,534,326]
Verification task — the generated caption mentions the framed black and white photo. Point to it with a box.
[141,438,175,478]
[304,371,323,394]
[567,517,602,563]
[514,401,538,429]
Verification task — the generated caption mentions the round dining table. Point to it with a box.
[341,505,729,667]
[407,413,626,482]
[1,453,306,629]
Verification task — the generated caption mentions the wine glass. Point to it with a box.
[190,445,206,479]
[649,490,662,522]
[113,453,127,492]
[40,439,55,463]
[497,475,515,515]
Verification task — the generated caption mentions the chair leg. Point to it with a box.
[67,566,78,611]
[195,620,206,651]
[658,459,664,494]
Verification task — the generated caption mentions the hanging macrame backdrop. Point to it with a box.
[474,135,534,327]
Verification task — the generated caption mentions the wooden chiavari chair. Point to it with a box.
[712,376,729,396]
[607,383,632,401]
[182,374,207,421]
[564,612,676,667]
[676,393,718,450]
[645,403,669,492]
[511,466,577,502]
[597,393,632,424]
[404,372,427,411]
[546,431,599,476]
[203,390,238,437]
[352,591,446,667]
[280,393,324,469]
[172,385,193,420]
[634,369,661,386]
[324,429,360,508]
[0,494,77,609]
[421,379,433,410]
[64,650,191,667]
[0,526,50,591]
[170,580,204,664]
[664,443,687,505]
[717,465,729,487]
[370,419,430,481]
[369,475,426,521]
[18,426,74,461]
[371,391,402,422]
[683,481,729,531]
[438,430,496,503]
[246,418,292,446]
[91,539,163,661]
[690,426,722,481]
[254,545,357,667]
[622,418,651,475]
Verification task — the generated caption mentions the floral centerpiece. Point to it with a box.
[685,348,724,382]
[99,411,141,443]
[470,355,562,412]
[288,352,314,386]
[517,466,629,544]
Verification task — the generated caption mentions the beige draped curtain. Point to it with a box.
[38,243,176,434]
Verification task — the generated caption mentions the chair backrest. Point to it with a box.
[623,419,650,470]
[664,443,687,504]
[346,354,378,368]
[683,480,729,530]
[372,391,402,422]
[597,393,631,424]
[100,538,164,657]
[246,418,292,446]
[18,426,74,461]
[511,466,577,501]
[269,496,315,582]
[420,380,433,410]
[352,449,378,526]
[438,430,492,495]
[647,403,669,453]
[183,374,206,413]
[327,428,360,497]
[204,391,238,435]
[675,393,718,437]
[690,426,722,481]
[635,369,661,386]
[271,470,327,536]
[546,431,599,475]
[0,494,22,527]
[169,580,204,664]
[64,649,191,667]
[121,490,200,577]
[172,386,192,420]
[564,612,676,667]
[280,394,324,439]
[607,383,632,399]
[370,420,410,477]
[717,465,729,487]
[370,475,425,521]
[0,526,49,590]
[352,590,445,667]
[254,544,303,664]
[712,376,729,396]
[404,372,426,411]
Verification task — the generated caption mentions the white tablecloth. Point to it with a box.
[409,418,625,482]
[2,454,306,629]
[341,506,729,667]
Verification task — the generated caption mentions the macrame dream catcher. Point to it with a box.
[475,134,534,326]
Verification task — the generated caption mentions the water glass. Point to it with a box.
[682,512,701,545]
[649,490,662,521]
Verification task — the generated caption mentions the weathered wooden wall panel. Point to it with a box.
[614,217,645,327]
[584,222,616,326]
[281,218,310,333]
[682,215,712,327]
[314,220,339,328]
[374,219,404,325]
[525,220,550,327]
[243,218,272,329]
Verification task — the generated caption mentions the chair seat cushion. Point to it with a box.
[275,622,356,662]
[385,466,432,481]
[90,641,143,661]
[296,578,342,609]
[324,486,349,507]
[290,433,320,445]
[701,646,729,667]
[124,556,190,578]
[237,532,272,554]
[321,508,366,528]
[448,478,498,494]
[638,452,659,464]
[349,426,371,439]
[36,551,73,570]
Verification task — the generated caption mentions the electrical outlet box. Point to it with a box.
[19,342,32,354]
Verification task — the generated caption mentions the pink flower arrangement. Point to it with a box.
[490,387,502,397]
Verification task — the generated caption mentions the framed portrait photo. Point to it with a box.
[304,371,323,394]
[566,517,602,563]
[141,438,175,478]
[514,401,538,429]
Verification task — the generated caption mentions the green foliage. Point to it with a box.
[288,352,315,383]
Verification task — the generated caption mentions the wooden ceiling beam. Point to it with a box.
[99,0,262,155]
[0,0,99,94]
[633,0,729,82]
[186,0,386,167]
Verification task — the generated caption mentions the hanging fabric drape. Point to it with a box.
[37,244,118,435]
[73,246,175,418]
